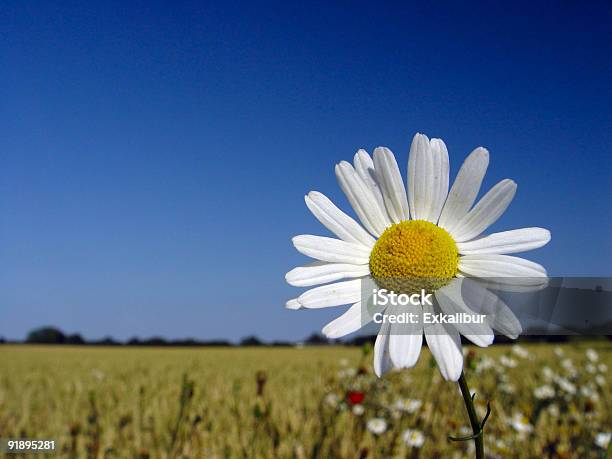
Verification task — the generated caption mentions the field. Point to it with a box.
[0,342,610,458]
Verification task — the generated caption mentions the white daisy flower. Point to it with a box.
[556,377,577,395]
[337,367,357,378]
[595,432,611,449]
[352,404,365,416]
[547,404,560,417]
[394,398,423,413]
[499,383,516,394]
[585,348,599,362]
[533,384,555,400]
[499,355,518,368]
[586,363,596,373]
[595,374,606,387]
[366,417,387,435]
[286,133,550,381]
[324,393,340,408]
[475,356,495,373]
[512,345,529,359]
[509,413,533,433]
[561,358,576,375]
[580,385,599,402]
[403,429,425,447]
[495,439,508,451]
[91,368,105,381]
[541,366,556,382]
[598,363,608,373]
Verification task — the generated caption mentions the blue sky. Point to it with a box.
[1,1,610,341]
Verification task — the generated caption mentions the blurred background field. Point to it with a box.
[0,341,610,458]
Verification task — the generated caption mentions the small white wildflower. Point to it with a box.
[337,368,356,378]
[495,439,507,451]
[91,369,105,381]
[352,404,365,416]
[586,349,599,362]
[499,383,516,394]
[561,358,575,371]
[512,345,529,359]
[402,429,425,448]
[367,418,387,435]
[325,393,340,408]
[542,366,556,382]
[594,432,611,449]
[547,404,560,417]
[556,377,576,395]
[580,385,599,401]
[509,413,533,433]
[586,363,596,373]
[476,356,495,373]
[597,363,607,373]
[500,355,517,368]
[595,374,606,387]
[406,399,423,413]
[394,398,422,413]
[553,347,564,357]
[533,384,555,400]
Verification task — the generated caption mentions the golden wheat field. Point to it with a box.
[0,341,610,459]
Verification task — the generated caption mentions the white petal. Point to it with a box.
[305,192,376,247]
[428,138,450,223]
[297,279,363,309]
[457,227,551,255]
[424,302,463,381]
[335,161,391,236]
[373,147,410,223]
[373,321,393,377]
[438,147,489,233]
[459,278,522,339]
[470,277,549,293]
[435,279,494,347]
[286,261,370,287]
[388,307,423,369]
[292,235,371,264]
[407,133,434,221]
[451,179,517,242]
[322,302,366,338]
[459,254,547,284]
[353,150,386,212]
[285,298,302,310]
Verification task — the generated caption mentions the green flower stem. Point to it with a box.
[458,371,485,459]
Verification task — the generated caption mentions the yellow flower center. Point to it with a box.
[369,220,459,293]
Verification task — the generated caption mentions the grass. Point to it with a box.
[0,341,610,458]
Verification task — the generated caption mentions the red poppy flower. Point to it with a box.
[347,391,365,405]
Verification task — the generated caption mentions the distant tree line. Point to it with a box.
[4,326,338,346]
[0,326,608,347]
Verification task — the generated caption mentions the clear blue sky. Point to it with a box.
[1,1,610,341]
